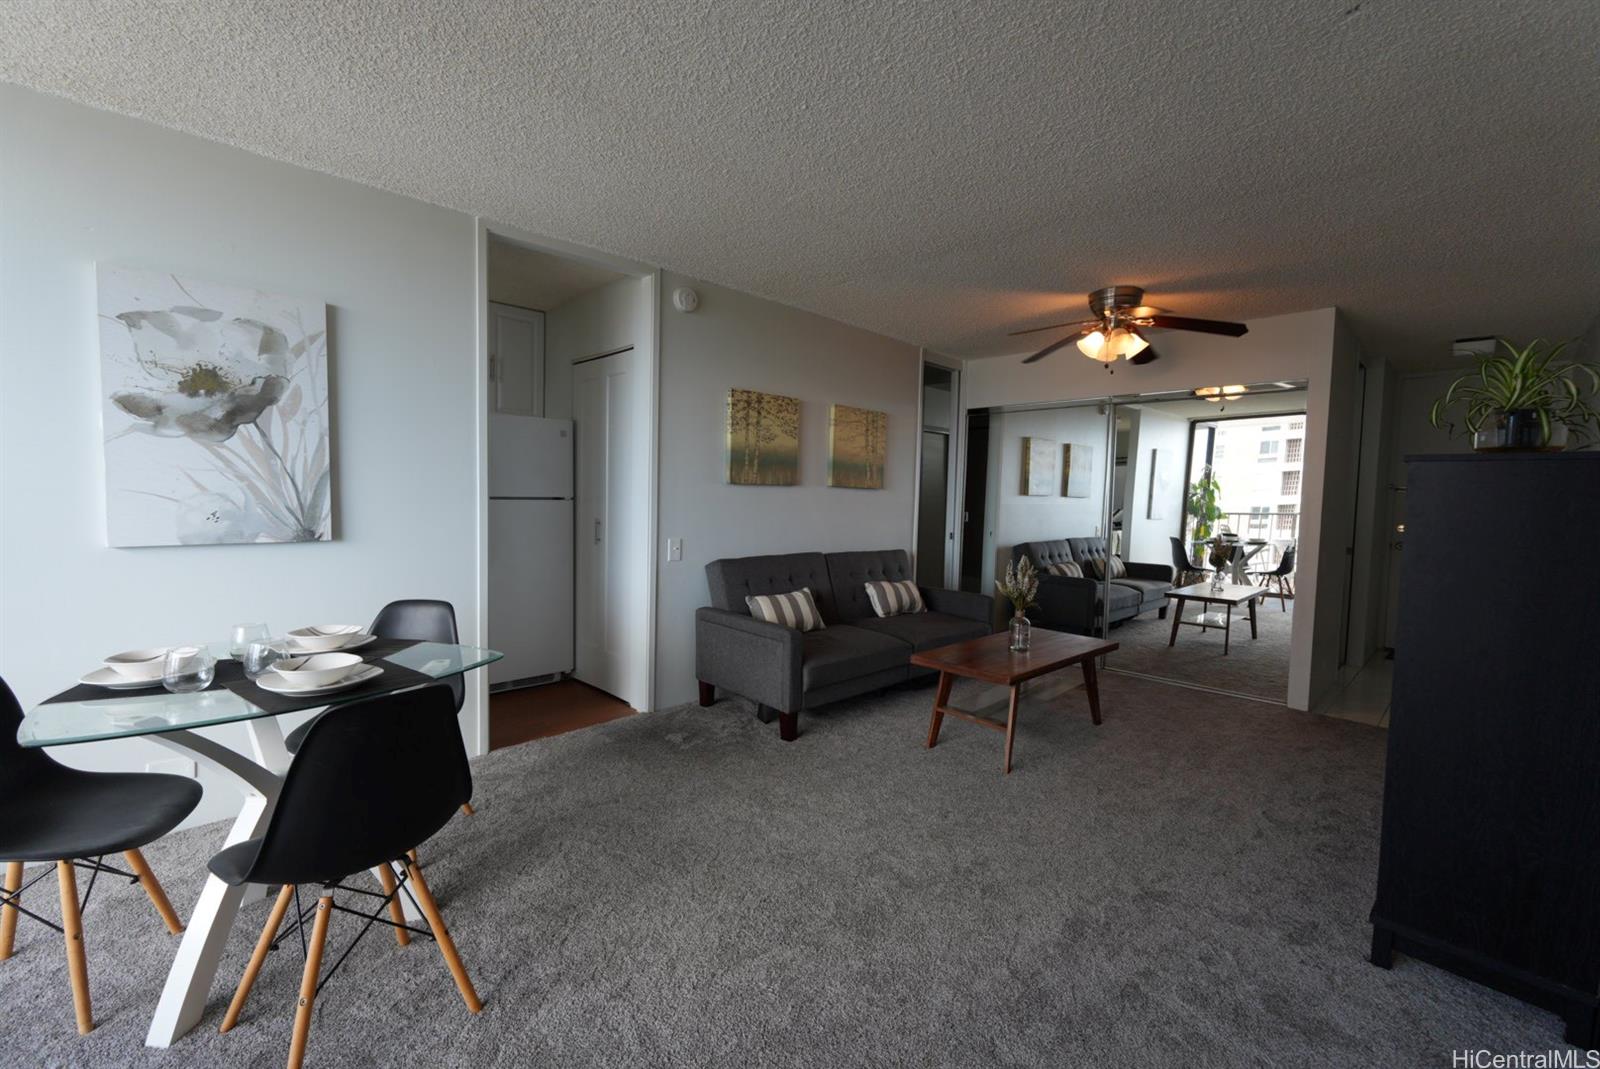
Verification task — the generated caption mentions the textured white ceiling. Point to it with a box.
[3,1,1597,368]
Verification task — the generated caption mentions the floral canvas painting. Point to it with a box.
[97,266,332,546]
[827,404,887,489]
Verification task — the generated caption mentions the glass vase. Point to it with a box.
[1009,611,1031,652]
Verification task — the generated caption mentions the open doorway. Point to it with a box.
[916,363,959,588]
[483,234,643,749]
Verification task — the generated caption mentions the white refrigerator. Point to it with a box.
[488,414,575,687]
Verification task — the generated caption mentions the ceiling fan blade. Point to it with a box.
[1124,305,1167,318]
[1127,344,1160,365]
[1022,332,1083,364]
[1008,318,1099,338]
[1144,314,1248,337]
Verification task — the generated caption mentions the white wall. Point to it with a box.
[961,308,1354,711]
[653,273,921,709]
[1121,407,1190,566]
[0,86,482,827]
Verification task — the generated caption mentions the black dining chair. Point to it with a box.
[284,599,475,816]
[0,675,201,1035]
[1251,543,1298,610]
[1169,537,1206,586]
[212,684,481,1069]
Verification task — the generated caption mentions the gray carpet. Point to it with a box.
[1,673,1570,1067]
[1106,598,1294,702]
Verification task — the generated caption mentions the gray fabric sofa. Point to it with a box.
[1015,537,1175,635]
[695,549,993,741]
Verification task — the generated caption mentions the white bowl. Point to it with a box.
[285,625,364,652]
[271,652,364,690]
[103,647,170,682]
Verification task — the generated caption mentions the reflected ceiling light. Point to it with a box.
[1194,385,1248,403]
[1075,326,1148,363]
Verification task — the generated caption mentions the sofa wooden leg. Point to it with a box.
[1158,605,1168,620]
[754,704,777,724]
[697,681,715,707]
[778,712,798,742]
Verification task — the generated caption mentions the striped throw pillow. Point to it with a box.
[1087,556,1127,580]
[745,587,826,632]
[864,579,925,618]
[1046,560,1083,578]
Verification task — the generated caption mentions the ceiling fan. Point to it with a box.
[1012,285,1247,366]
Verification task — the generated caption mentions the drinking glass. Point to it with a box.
[230,622,271,657]
[162,646,217,693]
[243,639,284,681]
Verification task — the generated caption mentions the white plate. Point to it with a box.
[79,666,164,690]
[282,633,375,653]
[254,663,383,697]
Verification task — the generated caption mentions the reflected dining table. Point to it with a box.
[17,640,500,1049]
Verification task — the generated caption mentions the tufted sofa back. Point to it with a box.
[1016,539,1076,572]
[705,553,838,623]
[824,550,914,623]
[1067,536,1109,564]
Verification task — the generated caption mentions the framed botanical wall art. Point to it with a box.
[827,404,887,489]
[726,387,800,485]
[1020,436,1057,496]
[1061,443,1093,498]
[97,266,332,546]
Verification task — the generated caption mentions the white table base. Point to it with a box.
[143,718,422,1048]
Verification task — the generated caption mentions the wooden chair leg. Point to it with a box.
[122,849,184,934]
[57,861,92,1035]
[287,896,333,1069]
[376,866,411,947]
[459,802,475,817]
[403,858,482,1013]
[0,860,22,960]
[221,884,294,1033]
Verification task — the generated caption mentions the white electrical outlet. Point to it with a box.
[667,537,683,562]
[146,757,196,778]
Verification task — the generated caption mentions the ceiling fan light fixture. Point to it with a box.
[1194,384,1248,403]
[1076,330,1110,362]
[1106,327,1149,360]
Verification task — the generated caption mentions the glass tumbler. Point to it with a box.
[243,639,284,681]
[162,646,217,694]
[230,622,271,658]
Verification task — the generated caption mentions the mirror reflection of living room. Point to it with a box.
[962,385,1308,705]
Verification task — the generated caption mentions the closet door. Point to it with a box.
[572,348,645,707]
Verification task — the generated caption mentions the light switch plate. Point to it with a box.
[667,537,683,562]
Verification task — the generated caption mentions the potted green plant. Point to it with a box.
[1187,465,1225,542]
[996,556,1038,651]
[1429,338,1600,451]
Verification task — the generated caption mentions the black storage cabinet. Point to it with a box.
[1370,453,1600,1047]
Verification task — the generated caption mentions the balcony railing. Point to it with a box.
[1184,510,1300,569]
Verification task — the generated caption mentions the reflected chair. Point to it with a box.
[1251,543,1297,610]
[1169,537,1207,586]
[0,676,200,1035]
[285,599,474,816]
[212,684,481,1069]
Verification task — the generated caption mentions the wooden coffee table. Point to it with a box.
[911,629,1118,775]
[1165,582,1268,654]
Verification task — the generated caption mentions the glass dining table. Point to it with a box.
[18,641,501,1050]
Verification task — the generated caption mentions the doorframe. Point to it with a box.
[915,350,964,589]
[474,219,660,758]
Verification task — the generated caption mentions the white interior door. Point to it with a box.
[573,349,645,707]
